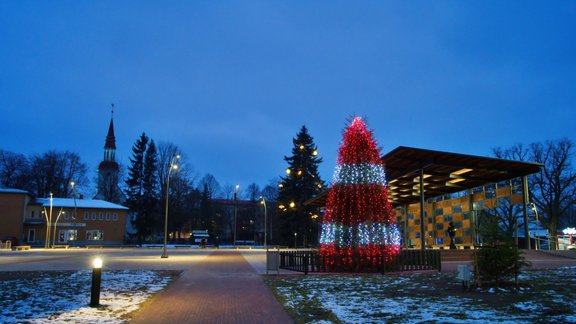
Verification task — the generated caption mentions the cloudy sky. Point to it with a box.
[1,1,575,195]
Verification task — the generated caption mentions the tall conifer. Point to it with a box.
[277,126,325,246]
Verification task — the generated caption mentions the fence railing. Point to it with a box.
[279,249,441,274]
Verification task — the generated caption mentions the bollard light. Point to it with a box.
[90,257,103,307]
[93,257,103,269]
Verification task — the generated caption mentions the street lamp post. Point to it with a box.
[294,232,298,248]
[260,196,267,249]
[233,184,239,248]
[43,193,54,249]
[71,181,78,246]
[530,203,541,250]
[162,154,180,259]
[52,209,65,247]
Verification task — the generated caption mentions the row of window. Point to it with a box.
[29,210,119,221]
[428,179,523,203]
[83,212,118,221]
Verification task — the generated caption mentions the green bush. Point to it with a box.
[474,244,530,287]
[473,213,530,287]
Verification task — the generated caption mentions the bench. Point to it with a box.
[13,245,31,251]
[52,244,70,249]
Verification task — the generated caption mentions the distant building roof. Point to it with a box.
[31,198,128,210]
[0,188,29,194]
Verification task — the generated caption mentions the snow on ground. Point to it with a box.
[0,270,174,323]
[269,267,576,323]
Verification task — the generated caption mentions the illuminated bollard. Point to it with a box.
[90,258,103,307]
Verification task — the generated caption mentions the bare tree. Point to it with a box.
[245,183,261,201]
[529,138,576,246]
[199,173,221,199]
[494,138,576,248]
[0,149,30,190]
[157,142,198,240]
[221,183,235,200]
[29,150,88,198]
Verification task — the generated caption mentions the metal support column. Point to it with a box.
[522,176,531,250]
[420,167,426,250]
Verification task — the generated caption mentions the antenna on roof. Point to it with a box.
[111,103,114,118]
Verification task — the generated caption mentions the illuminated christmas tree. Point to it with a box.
[319,117,400,270]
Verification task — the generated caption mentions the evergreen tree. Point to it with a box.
[143,140,159,236]
[277,125,325,247]
[319,117,400,270]
[125,133,156,244]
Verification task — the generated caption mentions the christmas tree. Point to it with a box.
[277,126,325,247]
[319,117,400,270]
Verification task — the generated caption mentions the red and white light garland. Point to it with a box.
[319,117,400,266]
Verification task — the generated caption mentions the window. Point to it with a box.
[31,211,35,218]
[484,184,496,199]
[415,219,421,226]
[463,212,471,220]
[436,237,444,244]
[408,213,414,220]
[472,201,484,210]
[497,180,510,189]
[64,212,69,220]
[113,213,118,221]
[105,213,110,221]
[98,213,103,220]
[512,178,523,194]
[464,229,472,237]
[498,197,511,206]
[92,212,96,220]
[435,208,443,216]
[86,230,104,241]
[436,223,444,230]
[453,205,462,213]
[444,215,452,222]
[84,212,89,220]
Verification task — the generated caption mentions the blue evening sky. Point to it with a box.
[1,1,575,195]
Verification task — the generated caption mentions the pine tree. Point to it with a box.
[319,117,400,270]
[277,125,325,247]
[143,139,159,236]
[125,133,158,244]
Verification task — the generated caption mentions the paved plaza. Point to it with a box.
[1,247,575,323]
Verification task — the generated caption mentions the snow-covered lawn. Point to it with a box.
[0,270,178,323]
[267,266,576,323]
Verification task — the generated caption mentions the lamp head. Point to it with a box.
[93,258,103,269]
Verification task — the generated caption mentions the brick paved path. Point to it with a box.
[130,250,293,324]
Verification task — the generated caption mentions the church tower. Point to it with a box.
[94,106,126,204]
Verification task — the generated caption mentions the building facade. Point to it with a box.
[0,189,128,247]
[395,179,528,249]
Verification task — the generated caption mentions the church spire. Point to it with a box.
[94,104,125,204]
[104,104,116,161]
